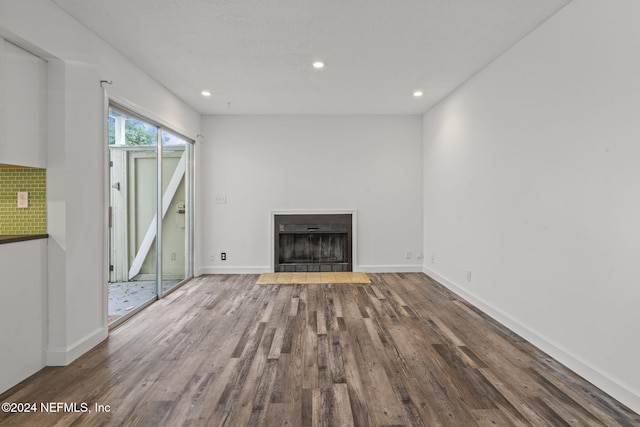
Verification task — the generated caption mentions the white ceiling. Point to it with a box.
[53,0,570,115]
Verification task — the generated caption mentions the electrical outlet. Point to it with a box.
[171,252,176,261]
[221,252,227,261]
[431,254,435,264]
[17,192,28,208]
[466,270,472,282]
[215,195,227,204]
[209,252,215,262]
[405,251,412,259]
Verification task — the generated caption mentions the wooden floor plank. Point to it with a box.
[1,273,638,427]
[333,383,355,427]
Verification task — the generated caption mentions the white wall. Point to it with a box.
[198,115,423,274]
[422,0,640,412]
[0,0,200,382]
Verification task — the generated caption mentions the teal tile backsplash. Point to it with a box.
[0,168,47,234]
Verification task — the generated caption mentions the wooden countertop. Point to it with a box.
[0,234,48,245]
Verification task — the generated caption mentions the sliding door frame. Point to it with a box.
[106,100,195,329]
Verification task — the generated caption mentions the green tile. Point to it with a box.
[0,168,47,234]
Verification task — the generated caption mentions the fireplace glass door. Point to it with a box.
[279,233,348,266]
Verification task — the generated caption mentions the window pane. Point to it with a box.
[162,129,188,146]
[108,107,158,146]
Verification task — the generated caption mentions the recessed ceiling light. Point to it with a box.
[313,61,325,69]
[413,91,423,97]
[201,90,212,97]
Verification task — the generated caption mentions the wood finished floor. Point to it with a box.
[1,273,638,426]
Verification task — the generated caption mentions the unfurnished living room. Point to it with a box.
[1,0,639,425]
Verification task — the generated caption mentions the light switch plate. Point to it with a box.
[17,191,29,208]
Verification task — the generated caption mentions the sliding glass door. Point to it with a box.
[160,130,192,294]
[107,105,193,326]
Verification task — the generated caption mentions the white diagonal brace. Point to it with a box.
[128,151,186,280]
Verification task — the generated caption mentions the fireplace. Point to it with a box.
[274,214,352,272]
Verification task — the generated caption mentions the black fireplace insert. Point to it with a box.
[274,214,352,272]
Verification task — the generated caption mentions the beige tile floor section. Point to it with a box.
[256,272,370,285]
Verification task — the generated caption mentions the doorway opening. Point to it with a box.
[107,105,194,326]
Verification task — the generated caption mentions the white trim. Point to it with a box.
[357,264,424,273]
[269,209,358,272]
[422,265,640,414]
[102,86,110,331]
[198,266,270,275]
[46,327,108,366]
[197,264,424,275]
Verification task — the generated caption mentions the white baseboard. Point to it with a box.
[357,264,424,273]
[46,327,108,366]
[198,265,424,275]
[422,265,640,415]
[197,266,271,275]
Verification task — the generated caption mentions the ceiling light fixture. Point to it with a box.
[201,90,212,97]
[413,91,424,97]
[313,61,325,69]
